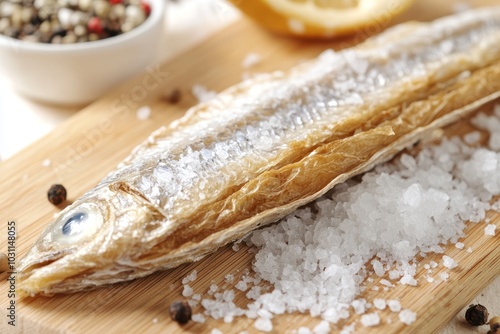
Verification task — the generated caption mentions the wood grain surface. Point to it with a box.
[0,0,499,333]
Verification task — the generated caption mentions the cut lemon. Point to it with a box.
[228,0,416,38]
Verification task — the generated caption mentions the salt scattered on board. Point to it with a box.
[192,313,206,323]
[485,224,496,236]
[360,312,380,327]
[399,309,417,325]
[242,53,262,69]
[387,300,401,313]
[192,84,217,103]
[442,256,458,270]
[136,106,151,120]
[188,107,500,331]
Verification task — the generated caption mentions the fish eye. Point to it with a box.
[62,212,88,236]
[53,203,103,245]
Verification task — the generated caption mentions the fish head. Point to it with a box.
[18,183,164,296]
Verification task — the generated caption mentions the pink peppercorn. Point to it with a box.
[110,0,122,4]
[87,17,103,34]
[141,1,151,16]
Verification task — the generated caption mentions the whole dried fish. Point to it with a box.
[19,7,500,296]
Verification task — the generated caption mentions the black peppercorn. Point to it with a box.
[465,304,489,326]
[169,301,192,325]
[163,89,181,104]
[48,184,67,205]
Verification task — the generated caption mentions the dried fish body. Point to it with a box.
[18,7,500,296]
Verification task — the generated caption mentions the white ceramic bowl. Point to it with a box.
[0,0,165,106]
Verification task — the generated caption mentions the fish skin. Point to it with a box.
[18,7,500,296]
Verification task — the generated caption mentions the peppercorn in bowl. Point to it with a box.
[0,0,165,105]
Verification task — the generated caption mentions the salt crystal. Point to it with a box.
[136,106,151,120]
[187,299,198,308]
[424,264,430,270]
[485,224,496,236]
[152,318,158,324]
[246,286,261,300]
[439,272,449,281]
[42,159,51,167]
[372,260,385,277]
[399,309,417,325]
[313,321,330,334]
[388,300,401,313]
[463,131,481,145]
[209,284,218,294]
[371,286,380,291]
[225,274,234,283]
[182,284,193,297]
[442,255,458,269]
[399,274,417,286]
[192,84,217,103]
[297,327,312,334]
[389,270,400,280]
[427,276,434,283]
[373,299,386,310]
[242,53,262,69]
[232,243,240,252]
[192,314,206,323]
[235,280,248,291]
[430,261,438,269]
[360,312,380,327]
[455,242,464,249]
[254,317,273,332]
[340,323,355,334]
[466,247,473,253]
[380,279,393,287]
[182,270,198,284]
[351,299,366,315]
[211,329,223,334]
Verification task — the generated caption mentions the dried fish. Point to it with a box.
[18,7,500,296]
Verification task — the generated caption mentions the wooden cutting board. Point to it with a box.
[1,1,499,333]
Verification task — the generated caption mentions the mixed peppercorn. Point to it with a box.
[0,0,151,43]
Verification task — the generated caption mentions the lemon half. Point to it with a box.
[229,0,416,38]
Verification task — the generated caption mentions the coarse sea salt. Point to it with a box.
[388,300,401,313]
[194,107,500,330]
[485,224,496,236]
[254,317,273,332]
[192,84,217,103]
[399,309,417,325]
[136,106,151,120]
[360,312,380,327]
[373,299,386,310]
[442,256,458,270]
[313,321,330,334]
[192,313,206,323]
[182,270,198,284]
[242,53,262,69]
